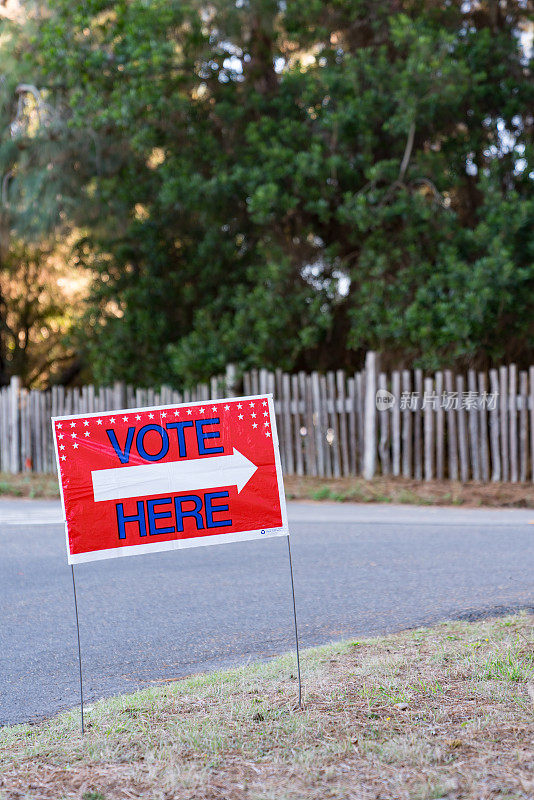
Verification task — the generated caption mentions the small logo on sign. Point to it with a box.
[376,389,395,411]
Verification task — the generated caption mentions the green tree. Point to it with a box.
[0,13,91,386]
[3,0,533,385]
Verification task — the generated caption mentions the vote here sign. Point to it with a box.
[52,394,288,564]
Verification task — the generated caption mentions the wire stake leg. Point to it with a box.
[286,534,302,709]
[70,564,85,735]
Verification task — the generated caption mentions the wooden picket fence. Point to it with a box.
[1,353,534,482]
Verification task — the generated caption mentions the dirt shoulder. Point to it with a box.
[285,475,534,508]
[1,613,532,800]
[0,473,60,499]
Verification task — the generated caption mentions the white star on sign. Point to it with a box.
[224,405,230,411]
[136,414,141,420]
[252,423,258,429]
[61,455,66,461]
[266,431,271,437]
[84,431,90,437]
[110,417,116,423]
[238,414,244,420]
[199,407,205,414]
[174,410,180,416]
[57,423,62,429]
[70,422,76,427]
[187,409,192,415]
[161,412,167,418]
[263,411,268,417]
[83,420,89,426]
[122,416,128,422]
[262,400,267,406]
[73,442,79,449]
[58,434,64,440]
[71,432,77,438]
[97,419,102,425]
[212,406,217,412]
[148,413,154,419]
[237,403,242,409]
[249,402,255,407]
[59,445,65,450]
[251,412,256,418]
[264,421,270,427]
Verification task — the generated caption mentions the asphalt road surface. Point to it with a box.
[1,499,532,726]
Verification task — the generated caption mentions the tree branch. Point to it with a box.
[1,170,13,207]
[399,120,415,182]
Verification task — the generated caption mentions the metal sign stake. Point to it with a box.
[70,564,85,734]
[286,534,303,709]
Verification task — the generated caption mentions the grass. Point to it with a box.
[2,472,534,509]
[0,472,60,499]
[1,613,533,799]
[285,475,534,508]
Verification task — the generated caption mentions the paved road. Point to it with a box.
[1,500,532,726]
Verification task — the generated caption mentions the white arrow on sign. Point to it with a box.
[92,448,258,503]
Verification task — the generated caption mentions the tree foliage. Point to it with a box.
[0,10,91,385]
[1,0,533,386]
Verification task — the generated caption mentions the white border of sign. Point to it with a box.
[52,394,288,565]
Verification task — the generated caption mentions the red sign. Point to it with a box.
[52,394,288,564]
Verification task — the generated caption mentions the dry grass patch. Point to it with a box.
[1,613,533,800]
[0,473,59,499]
[285,475,534,508]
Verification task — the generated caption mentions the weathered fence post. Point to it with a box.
[423,376,434,481]
[401,370,412,478]
[363,351,377,480]
[519,370,528,483]
[9,376,21,473]
[113,381,126,410]
[530,366,534,483]
[391,370,401,476]
[489,369,501,482]
[435,371,444,480]
[509,365,518,483]
[225,363,237,397]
